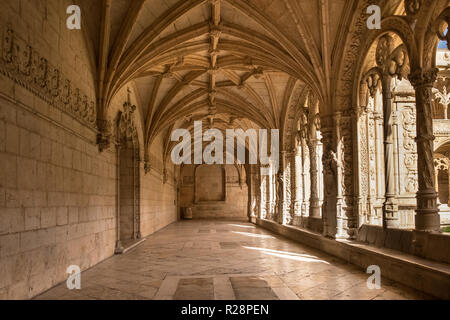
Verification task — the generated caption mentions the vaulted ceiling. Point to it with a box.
[78,0,408,155]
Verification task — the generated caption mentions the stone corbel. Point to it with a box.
[144,153,152,174]
[97,118,112,152]
[163,168,168,184]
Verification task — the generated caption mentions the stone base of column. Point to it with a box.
[114,240,124,254]
[416,189,440,232]
[383,197,399,228]
[309,201,321,218]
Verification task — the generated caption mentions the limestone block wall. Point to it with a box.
[0,91,117,299]
[179,164,248,219]
[0,0,177,299]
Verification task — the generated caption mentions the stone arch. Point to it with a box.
[418,1,450,70]
[353,27,417,229]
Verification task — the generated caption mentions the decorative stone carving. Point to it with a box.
[97,119,112,152]
[402,106,418,193]
[0,25,96,128]
[404,0,422,16]
[408,68,440,232]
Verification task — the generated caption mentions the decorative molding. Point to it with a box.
[1,25,96,129]
[404,0,422,17]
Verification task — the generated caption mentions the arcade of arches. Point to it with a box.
[0,0,450,300]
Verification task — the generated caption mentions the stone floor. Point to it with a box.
[34,220,432,300]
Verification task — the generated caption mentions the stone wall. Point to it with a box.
[0,1,177,299]
[179,164,248,220]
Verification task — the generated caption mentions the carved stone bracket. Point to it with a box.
[97,119,112,152]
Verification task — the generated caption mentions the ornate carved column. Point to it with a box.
[374,111,385,206]
[283,151,293,225]
[309,99,321,218]
[276,151,290,224]
[408,68,440,232]
[354,106,368,227]
[381,73,399,228]
[291,144,303,219]
[321,128,335,237]
[267,162,276,220]
[334,112,348,238]
[260,166,268,219]
[301,125,310,220]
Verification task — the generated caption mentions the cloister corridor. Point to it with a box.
[35,220,430,300]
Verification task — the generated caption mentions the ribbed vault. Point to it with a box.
[78,0,429,162]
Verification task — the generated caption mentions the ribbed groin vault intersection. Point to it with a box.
[0,0,449,300]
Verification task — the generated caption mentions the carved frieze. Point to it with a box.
[0,25,96,128]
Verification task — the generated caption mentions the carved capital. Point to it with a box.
[408,68,438,88]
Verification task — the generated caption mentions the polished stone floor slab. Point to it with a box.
[34,220,432,300]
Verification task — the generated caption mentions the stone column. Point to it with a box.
[276,151,287,224]
[283,151,293,225]
[292,147,303,218]
[301,137,310,220]
[373,111,384,205]
[381,74,399,228]
[408,68,440,232]
[260,166,268,219]
[267,163,275,220]
[309,139,321,218]
[333,112,346,238]
[321,129,334,237]
[309,99,322,218]
[435,166,441,205]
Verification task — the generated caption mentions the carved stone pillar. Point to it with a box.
[321,127,338,238]
[260,166,268,219]
[309,139,321,218]
[291,147,303,218]
[334,112,348,238]
[373,111,385,205]
[301,136,310,220]
[276,151,289,224]
[381,74,399,228]
[267,162,277,221]
[408,68,440,232]
[354,106,368,227]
